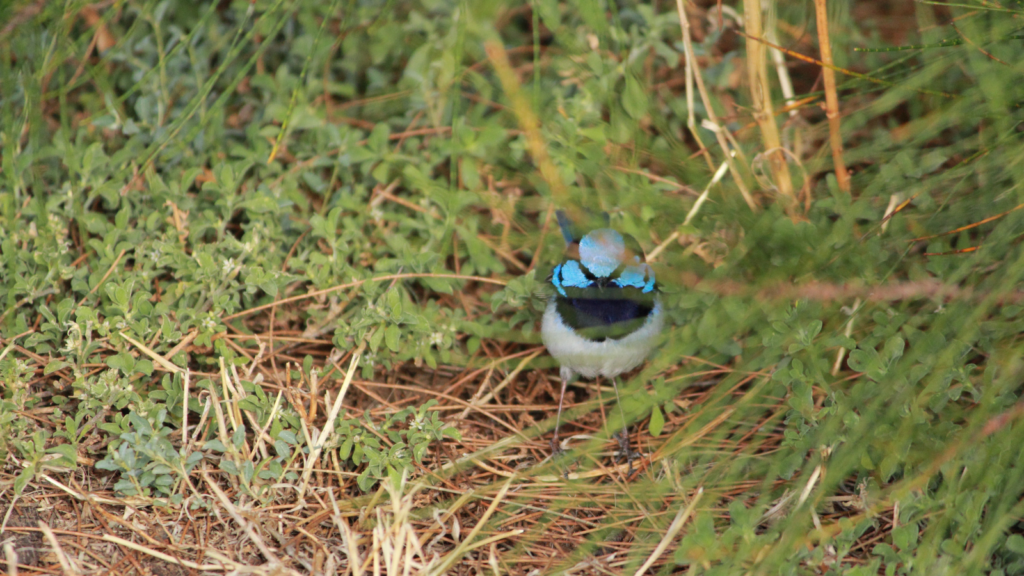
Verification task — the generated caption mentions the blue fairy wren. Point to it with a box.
[541,210,664,458]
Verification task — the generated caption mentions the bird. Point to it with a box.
[541,210,664,460]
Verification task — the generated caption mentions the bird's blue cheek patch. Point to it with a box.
[552,260,590,296]
[552,263,566,296]
[614,263,656,293]
[561,260,591,287]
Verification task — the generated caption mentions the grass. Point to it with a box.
[2,0,1024,574]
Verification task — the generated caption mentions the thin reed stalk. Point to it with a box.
[679,1,714,172]
[742,0,795,210]
[814,0,851,193]
[675,0,757,211]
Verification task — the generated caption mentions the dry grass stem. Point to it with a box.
[881,193,901,233]
[428,478,515,576]
[743,0,796,210]
[797,463,823,508]
[765,5,806,197]
[100,533,227,571]
[768,25,798,119]
[204,472,290,570]
[679,2,715,172]
[683,151,734,227]
[224,272,508,322]
[831,298,862,376]
[675,0,757,210]
[485,40,568,208]
[459,349,543,418]
[38,521,78,575]
[632,487,704,576]
[3,542,17,576]
[814,0,851,193]
[299,342,366,497]
[119,330,184,374]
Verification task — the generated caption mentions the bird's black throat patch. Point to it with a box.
[555,294,654,342]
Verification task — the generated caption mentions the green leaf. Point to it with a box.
[106,351,136,375]
[370,327,385,352]
[1007,534,1024,556]
[387,288,402,316]
[385,324,401,352]
[220,460,240,476]
[45,444,79,467]
[232,426,246,449]
[185,452,204,470]
[135,359,154,376]
[574,0,608,37]
[622,74,649,119]
[242,196,279,214]
[14,466,35,496]
[649,404,665,437]
[203,440,227,452]
[892,523,918,551]
[44,360,69,374]
[367,123,391,151]
[115,205,130,229]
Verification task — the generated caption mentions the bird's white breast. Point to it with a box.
[541,296,664,379]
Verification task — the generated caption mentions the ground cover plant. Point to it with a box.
[2,0,1024,573]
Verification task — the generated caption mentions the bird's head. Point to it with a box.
[579,228,627,278]
[551,225,656,297]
